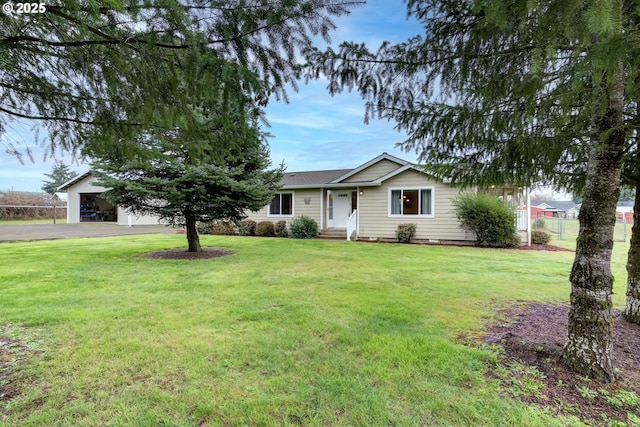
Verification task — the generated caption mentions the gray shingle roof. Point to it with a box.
[281,169,352,186]
[57,168,357,189]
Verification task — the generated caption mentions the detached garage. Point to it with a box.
[59,171,160,226]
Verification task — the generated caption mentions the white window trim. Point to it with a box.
[388,187,435,218]
[268,192,295,217]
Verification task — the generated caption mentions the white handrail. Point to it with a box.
[514,210,528,231]
[346,209,357,241]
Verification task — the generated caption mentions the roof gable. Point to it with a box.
[373,163,451,184]
[330,153,408,183]
[58,170,93,191]
[53,192,69,202]
[277,153,449,188]
[340,159,404,183]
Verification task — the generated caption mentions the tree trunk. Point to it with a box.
[185,214,202,252]
[625,181,640,323]
[561,66,626,384]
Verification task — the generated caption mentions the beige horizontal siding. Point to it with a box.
[357,170,472,241]
[244,189,322,227]
[292,189,322,224]
[244,169,476,242]
[343,159,401,183]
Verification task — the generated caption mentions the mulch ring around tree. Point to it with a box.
[480,302,640,425]
[144,247,234,260]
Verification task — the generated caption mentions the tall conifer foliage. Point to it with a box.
[1,1,357,160]
[305,0,640,382]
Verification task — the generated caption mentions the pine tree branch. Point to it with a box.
[0,82,104,102]
[0,105,160,128]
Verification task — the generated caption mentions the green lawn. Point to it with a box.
[542,217,631,246]
[1,234,627,426]
[546,220,631,291]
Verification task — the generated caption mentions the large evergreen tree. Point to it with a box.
[93,100,283,252]
[1,1,356,161]
[305,0,640,382]
[94,142,282,253]
[89,52,283,253]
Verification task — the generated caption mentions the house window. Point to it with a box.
[269,193,293,216]
[389,188,434,217]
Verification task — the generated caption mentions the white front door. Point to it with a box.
[327,190,352,228]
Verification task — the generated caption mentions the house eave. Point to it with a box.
[281,182,382,190]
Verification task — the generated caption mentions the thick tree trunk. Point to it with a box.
[625,181,640,323]
[185,214,202,252]
[561,67,626,383]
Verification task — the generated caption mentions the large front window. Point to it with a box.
[269,193,293,216]
[389,188,433,216]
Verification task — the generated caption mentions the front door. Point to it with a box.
[327,190,353,228]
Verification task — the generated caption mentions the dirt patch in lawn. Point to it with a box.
[0,336,26,403]
[144,247,233,260]
[0,325,43,409]
[482,302,640,425]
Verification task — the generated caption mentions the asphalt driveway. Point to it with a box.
[0,223,176,242]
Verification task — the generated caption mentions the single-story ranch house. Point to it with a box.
[58,153,531,244]
[58,171,160,226]
[245,153,532,245]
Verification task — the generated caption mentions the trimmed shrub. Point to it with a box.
[533,218,546,229]
[396,223,417,243]
[238,219,257,236]
[531,229,552,245]
[289,215,318,239]
[211,220,235,235]
[196,221,213,235]
[256,220,275,237]
[274,220,289,238]
[453,192,520,247]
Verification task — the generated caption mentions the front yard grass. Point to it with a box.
[0,234,624,426]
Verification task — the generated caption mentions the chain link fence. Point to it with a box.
[533,216,631,242]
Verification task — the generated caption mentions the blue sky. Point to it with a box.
[0,1,422,192]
